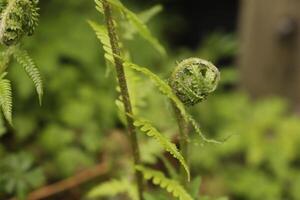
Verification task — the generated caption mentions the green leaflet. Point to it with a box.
[136,166,194,200]
[86,179,138,200]
[88,20,114,64]
[0,73,12,125]
[95,0,104,14]
[13,48,43,105]
[105,0,166,56]
[133,118,190,181]
[122,4,163,40]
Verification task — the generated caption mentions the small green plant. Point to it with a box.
[88,0,221,199]
[0,0,42,125]
[169,57,220,187]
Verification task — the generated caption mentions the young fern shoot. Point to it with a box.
[169,57,220,187]
[0,0,43,125]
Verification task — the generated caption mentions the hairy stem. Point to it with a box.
[102,1,144,199]
[172,103,189,188]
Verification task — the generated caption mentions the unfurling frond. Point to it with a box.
[0,0,39,45]
[133,118,190,181]
[13,48,43,105]
[0,75,12,125]
[136,166,194,200]
[105,0,166,55]
[87,179,138,200]
[169,58,220,106]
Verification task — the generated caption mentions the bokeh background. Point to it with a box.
[1,0,300,199]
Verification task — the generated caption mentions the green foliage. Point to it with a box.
[0,0,39,46]
[136,165,193,200]
[13,47,43,104]
[169,58,220,106]
[105,0,166,55]
[0,152,45,199]
[0,73,12,125]
[133,117,190,181]
[123,60,220,144]
[87,179,138,200]
[88,20,113,64]
[189,92,300,200]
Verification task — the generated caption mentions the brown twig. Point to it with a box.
[10,162,108,200]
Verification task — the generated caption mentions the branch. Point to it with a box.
[10,162,108,200]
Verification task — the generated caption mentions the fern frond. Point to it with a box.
[87,179,138,200]
[0,75,12,125]
[88,20,114,64]
[136,166,194,200]
[123,5,163,40]
[138,5,163,23]
[123,61,221,144]
[123,61,187,119]
[13,48,43,105]
[106,0,166,55]
[133,118,190,181]
[187,115,222,144]
[95,0,104,14]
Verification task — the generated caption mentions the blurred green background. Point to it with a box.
[1,0,300,200]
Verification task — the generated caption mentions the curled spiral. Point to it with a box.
[0,0,39,46]
[169,57,220,106]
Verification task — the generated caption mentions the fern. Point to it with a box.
[88,20,114,64]
[123,61,188,120]
[136,166,194,200]
[0,73,12,125]
[95,0,104,14]
[13,47,43,105]
[87,179,138,200]
[122,5,163,40]
[133,118,190,181]
[123,61,222,144]
[104,0,166,56]
[89,25,221,144]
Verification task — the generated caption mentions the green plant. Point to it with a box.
[0,0,42,125]
[169,57,220,187]
[0,152,45,199]
[88,0,221,199]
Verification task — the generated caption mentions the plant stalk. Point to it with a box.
[102,1,144,199]
[172,103,189,188]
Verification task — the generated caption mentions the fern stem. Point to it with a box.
[172,102,189,188]
[102,1,144,199]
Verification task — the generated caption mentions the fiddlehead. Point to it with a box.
[169,58,220,106]
[0,0,39,46]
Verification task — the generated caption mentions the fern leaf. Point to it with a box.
[0,76,12,125]
[13,48,43,105]
[95,0,104,14]
[88,20,114,64]
[136,166,194,200]
[187,115,222,144]
[123,5,163,40]
[123,61,221,144]
[138,5,163,23]
[133,118,190,181]
[123,61,187,119]
[106,0,166,55]
[87,179,138,200]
